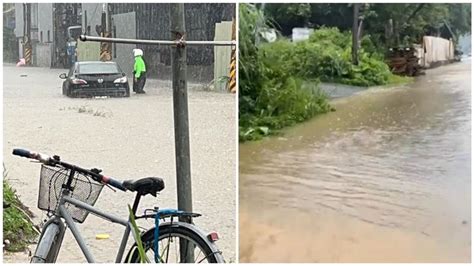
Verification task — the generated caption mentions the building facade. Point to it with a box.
[14,3,235,82]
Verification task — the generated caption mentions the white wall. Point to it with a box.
[422,36,455,67]
[37,3,53,43]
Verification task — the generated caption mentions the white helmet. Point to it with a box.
[133,48,143,57]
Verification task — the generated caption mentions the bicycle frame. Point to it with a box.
[11,149,216,263]
[45,190,138,263]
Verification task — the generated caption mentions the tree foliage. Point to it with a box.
[239,4,331,141]
[262,27,393,87]
[265,3,471,47]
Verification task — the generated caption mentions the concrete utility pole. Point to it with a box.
[170,3,193,263]
[23,3,32,65]
[100,3,112,61]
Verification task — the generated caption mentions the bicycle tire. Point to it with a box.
[125,222,224,263]
[31,221,64,263]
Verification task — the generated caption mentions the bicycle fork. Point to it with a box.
[31,217,66,263]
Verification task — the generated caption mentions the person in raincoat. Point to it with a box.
[132,48,147,94]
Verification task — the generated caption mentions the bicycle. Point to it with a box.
[12,148,224,263]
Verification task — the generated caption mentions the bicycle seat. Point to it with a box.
[122,177,165,197]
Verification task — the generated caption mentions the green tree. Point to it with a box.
[265,3,471,48]
[446,4,472,38]
[264,3,311,36]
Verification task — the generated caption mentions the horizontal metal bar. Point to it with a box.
[64,196,129,226]
[80,35,236,46]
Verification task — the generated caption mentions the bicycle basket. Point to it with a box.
[38,164,104,223]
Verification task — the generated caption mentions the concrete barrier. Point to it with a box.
[35,43,52,67]
[214,21,233,91]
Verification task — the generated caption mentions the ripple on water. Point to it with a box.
[241,63,470,234]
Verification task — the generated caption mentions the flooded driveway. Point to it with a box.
[3,65,236,262]
[240,61,471,262]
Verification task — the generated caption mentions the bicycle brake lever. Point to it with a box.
[91,168,102,174]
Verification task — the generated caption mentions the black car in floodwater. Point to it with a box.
[60,61,130,97]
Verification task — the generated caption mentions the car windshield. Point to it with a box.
[79,63,120,74]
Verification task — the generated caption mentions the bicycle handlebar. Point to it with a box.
[12,148,31,158]
[13,148,50,162]
[12,148,127,192]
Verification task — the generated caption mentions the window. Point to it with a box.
[78,63,120,74]
[47,30,50,43]
[40,31,43,43]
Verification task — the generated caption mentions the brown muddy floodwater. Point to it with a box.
[240,61,471,262]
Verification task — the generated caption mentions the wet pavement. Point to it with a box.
[3,64,236,262]
[240,60,471,262]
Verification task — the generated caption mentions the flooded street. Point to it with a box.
[240,61,471,262]
[3,65,236,262]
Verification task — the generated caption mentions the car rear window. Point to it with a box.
[79,63,120,74]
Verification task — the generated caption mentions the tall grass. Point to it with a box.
[3,174,39,252]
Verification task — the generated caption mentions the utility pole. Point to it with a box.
[229,17,237,93]
[352,3,360,65]
[170,2,192,223]
[23,3,32,65]
[105,4,111,34]
[170,3,193,263]
[100,3,112,61]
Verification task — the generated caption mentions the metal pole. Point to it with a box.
[80,35,236,46]
[170,3,193,263]
[170,2,191,223]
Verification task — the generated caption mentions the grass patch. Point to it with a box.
[3,169,39,252]
[386,74,414,85]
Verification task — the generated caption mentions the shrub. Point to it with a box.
[239,4,332,141]
[3,178,38,252]
[258,27,394,87]
[308,26,352,49]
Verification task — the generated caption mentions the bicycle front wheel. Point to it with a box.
[125,222,224,263]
